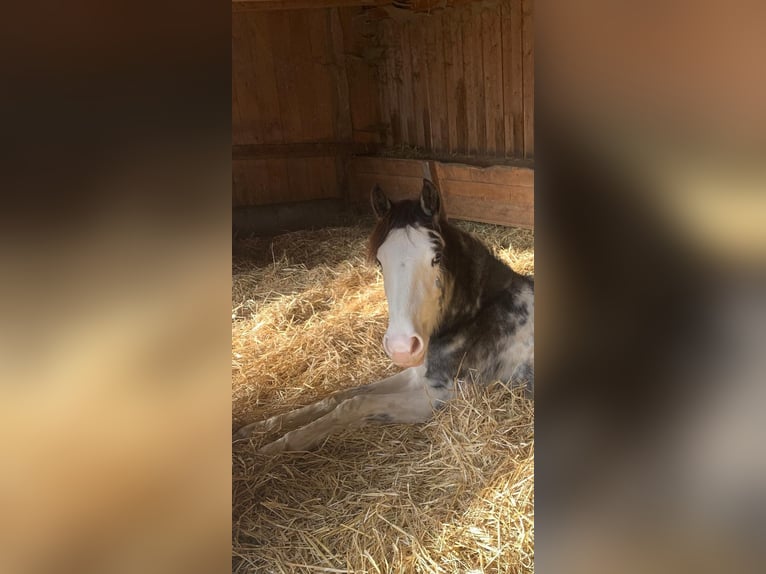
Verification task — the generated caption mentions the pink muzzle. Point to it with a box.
[383,333,425,367]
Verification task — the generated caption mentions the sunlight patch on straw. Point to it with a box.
[233,222,534,573]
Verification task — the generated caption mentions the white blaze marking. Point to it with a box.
[377,227,442,354]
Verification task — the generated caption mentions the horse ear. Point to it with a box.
[371,184,391,218]
[420,179,443,219]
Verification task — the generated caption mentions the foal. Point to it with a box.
[234,179,534,453]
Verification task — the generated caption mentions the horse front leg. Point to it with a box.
[257,376,452,454]
[232,367,423,442]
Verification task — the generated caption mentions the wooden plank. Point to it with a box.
[233,157,340,207]
[424,14,449,154]
[410,18,429,150]
[346,157,535,229]
[330,8,353,142]
[313,156,341,200]
[233,199,348,236]
[349,156,427,178]
[445,10,466,154]
[287,157,340,202]
[443,194,533,228]
[339,7,382,144]
[500,2,514,156]
[470,4,487,155]
[460,7,478,154]
[383,20,402,146]
[438,179,534,207]
[232,15,245,144]
[232,158,290,206]
[508,0,524,155]
[232,142,375,159]
[232,0,477,12]
[286,156,312,202]
[349,172,534,229]
[521,0,534,158]
[269,11,303,142]
[482,5,504,156]
[399,22,416,147]
[348,172,425,202]
[233,0,391,12]
[350,158,533,186]
[299,11,335,141]
[232,12,284,145]
[374,17,392,147]
[436,162,534,187]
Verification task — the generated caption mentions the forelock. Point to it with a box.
[367,199,440,262]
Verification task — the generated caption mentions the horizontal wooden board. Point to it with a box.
[233,0,390,12]
[444,194,532,228]
[233,141,375,160]
[436,162,533,187]
[233,199,349,236]
[232,0,477,11]
[234,157,340,206]
[349,157,429,178]
[233,158,288,206]
[347,156,534,228]
[438,179,533,207]
[347,172,425,202]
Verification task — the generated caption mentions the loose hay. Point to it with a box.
[232,220,534,573]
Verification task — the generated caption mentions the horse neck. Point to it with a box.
[435,224,514,336]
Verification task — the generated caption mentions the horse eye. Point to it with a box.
[376,258,382,267]
[431,254,441,266]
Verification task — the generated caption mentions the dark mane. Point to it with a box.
[367,199,440,262]
[436,222,522,336]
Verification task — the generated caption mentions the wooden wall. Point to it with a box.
[348,157,533,228]
[232,8,362,206]
[232,0,534,216]
[372,0,533,159]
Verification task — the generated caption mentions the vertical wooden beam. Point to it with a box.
[375,17,392,147]
[384,20,403,145]
[410,18,429,150]
[483,4,504,156]
[500,2,514,156]
[461,7,478,154]
[521,0,534,158]
[508,0,524,155]
[424,13,449,154]
[330,8,353,143]
[330,8,353,203]
[304,12,335,140]
[270,12,302,143]
[339,7,382,145]
[400,22,416,147]
[471,4,487,155]
[445,11,465,154]
[233,12,284,146]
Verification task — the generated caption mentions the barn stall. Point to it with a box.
[232,0,534,572]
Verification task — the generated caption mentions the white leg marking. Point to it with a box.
[233,367,423,442]
[258,381,442,454]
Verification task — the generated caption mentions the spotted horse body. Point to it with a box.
[234,179,534,453]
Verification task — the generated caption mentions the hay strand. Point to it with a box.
[233,221,534,573]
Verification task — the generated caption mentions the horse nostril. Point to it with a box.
[410,336,423,355]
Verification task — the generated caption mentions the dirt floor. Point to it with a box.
[232,220,534,574]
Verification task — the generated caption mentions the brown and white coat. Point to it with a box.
[234,180,534,453]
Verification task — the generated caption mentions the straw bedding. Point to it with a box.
[232,220,534,574]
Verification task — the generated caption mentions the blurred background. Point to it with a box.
[0,2,232,573]
[536,1,766,572]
